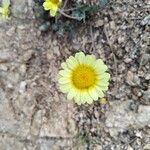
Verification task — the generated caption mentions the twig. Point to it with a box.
[58,9,82,20]
[56,0,69,22]
[63,7,80,12]
[62,0,69,9]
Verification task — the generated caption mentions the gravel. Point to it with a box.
[0,0,149,149]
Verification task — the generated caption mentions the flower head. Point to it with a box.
[58,52,110,105]
[0,0,10,18]
[43,0,61,17]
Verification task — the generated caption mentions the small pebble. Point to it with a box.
[141,15,150,26]
[19,81,27,94]
[39,22,50,32]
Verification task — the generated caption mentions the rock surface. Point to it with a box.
[0,0,150,149]
[105,100,150,136]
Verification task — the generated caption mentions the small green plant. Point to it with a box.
[37,0,109,33]
[43,0,109,20]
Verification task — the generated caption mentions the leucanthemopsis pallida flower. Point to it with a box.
[58,52,110,105]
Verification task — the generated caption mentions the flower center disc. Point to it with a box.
[51,0,60,5]
[72,65,96,89]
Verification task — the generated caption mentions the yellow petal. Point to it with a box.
[59,84,71,93]
[88,89,98,101]
[59,70,71,77]
[58,77,70,84]
[74,93,82,105]
[94,59,108,74]
[66,56,78,69]
[50,10,56,17]
[43,1,59,16]
[96,78,109,91]
[50,7,57,17]
[67,89,77,100]
[84,54,96,65]
[98,73,110,80]
[79,90,91,104]
[97,86,108,92]
[99,81,109,87]
[0,7,2,13]
[75,52,85,64]
[95,86,104,98]
[84,92,93,104]
[80,93,86,104]
[61,62,68,69]
[43,2,51,10]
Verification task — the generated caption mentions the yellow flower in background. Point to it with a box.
[43,0,61,17]
[58,52,110,105]
[0,0,10,18]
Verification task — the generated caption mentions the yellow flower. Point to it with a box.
[43,0,61,17]
[0,0,10,18]
[58,52,110,105]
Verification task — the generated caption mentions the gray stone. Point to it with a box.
[105,100,150,136]
[11,0,28,19]
[143,143,150,150]
[141,15,150,26]
[19,81,27,94]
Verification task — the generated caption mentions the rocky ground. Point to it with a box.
[0,0,150,150]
